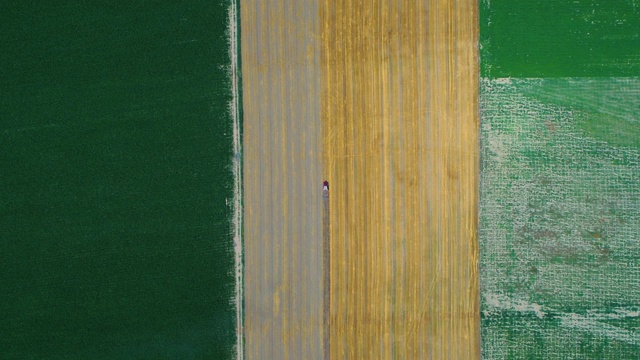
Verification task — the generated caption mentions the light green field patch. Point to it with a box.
[480,77,640,358]
[520,78,640,148]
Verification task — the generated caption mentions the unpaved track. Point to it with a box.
[322,190,330,360]
[321,0,480,358]
[241,0,324,359]
[243,0,479,358]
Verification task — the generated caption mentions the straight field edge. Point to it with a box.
[228,0,244,358]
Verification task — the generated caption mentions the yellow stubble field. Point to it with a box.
[321,0,480,358]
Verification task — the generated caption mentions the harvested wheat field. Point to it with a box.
[321,0,480,358]
[243,0,479,358]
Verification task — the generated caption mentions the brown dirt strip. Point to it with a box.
[323,191,330,360]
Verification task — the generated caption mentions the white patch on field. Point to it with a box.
[561,314,640,345]
[484,293,546,318]
[492,77,512,85]
[484,293,640,345]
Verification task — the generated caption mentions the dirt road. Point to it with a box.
[241,0,324,358]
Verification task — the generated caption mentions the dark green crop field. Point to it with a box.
[0,2,236,358]
[481,0,640,77]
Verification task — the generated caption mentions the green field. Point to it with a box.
[0,2,237,358]
[481,0,640,78]
[480,78,640,358]
[480,1,640,358]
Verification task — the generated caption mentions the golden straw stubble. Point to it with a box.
[321,0,480,358]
